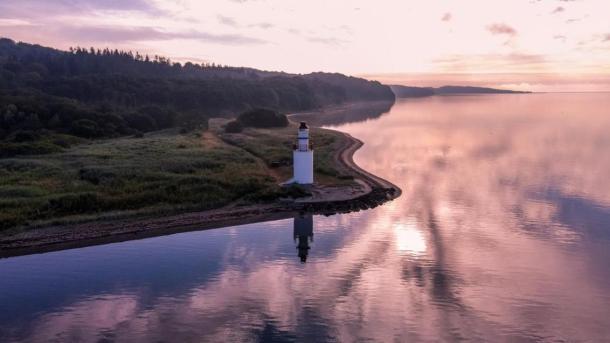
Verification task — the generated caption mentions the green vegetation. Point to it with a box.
[389,84,529,98]
[224,120,243,133]
[0,124,354,233]
[225,108,288,133]
[216,120,355,185]
[0,37,393,148]
[0,37,370,233]
[237,108,289,128]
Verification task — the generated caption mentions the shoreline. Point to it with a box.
[0,130,401,258]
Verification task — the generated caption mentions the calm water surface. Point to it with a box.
[2,93,610,342]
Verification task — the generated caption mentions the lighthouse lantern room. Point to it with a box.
[292,122,314,184]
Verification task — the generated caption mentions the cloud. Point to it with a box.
[217,16,272,30]
[553,35,567,42]
[248,22,273,29]
[551,6,565,14]
[5,25,266,45]
[487,23,517,36]
[441,13,452,22]
[217,15,238,27]
[433,53,548,72]
[0,19,33,26]
[307,37,348,46]
[82,27,265,45]
[0,0,158,18]
[603,34,610,42]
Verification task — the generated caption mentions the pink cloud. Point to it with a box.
[487,23,517,36]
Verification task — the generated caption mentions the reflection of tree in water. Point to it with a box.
[294,213,314,263]
[290,100,394,127]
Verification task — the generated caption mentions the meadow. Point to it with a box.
[0,121,352,233]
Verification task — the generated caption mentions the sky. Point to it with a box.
[1,0,609,91]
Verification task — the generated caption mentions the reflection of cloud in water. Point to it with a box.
[393,219,427,256]
[3,93,610,342]
[531,188,610,241]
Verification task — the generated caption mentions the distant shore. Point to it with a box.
[0,128,401,258]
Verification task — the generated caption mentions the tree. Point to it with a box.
[224,120,243,133]
[237,108,288,128]
[71,119,100,138]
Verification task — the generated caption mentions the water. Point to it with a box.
[2,93,610,342]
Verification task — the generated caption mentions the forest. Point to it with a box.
[0,37,394,156]
[389,84,528,98]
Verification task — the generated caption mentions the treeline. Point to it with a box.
[389,84,529,98]
[0,38,394,146]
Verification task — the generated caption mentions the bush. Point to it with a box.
[13,130,40,142]
[79,168,116,185]
[125,112,157,132]
[45,193,101,214]
[237,108,288,128]
[71,119,101,138]
[224,120,243,133]
[0,141,62,157]
[139,105,175,129]
[283,184,312,198]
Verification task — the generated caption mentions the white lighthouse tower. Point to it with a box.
[292,122,314,184]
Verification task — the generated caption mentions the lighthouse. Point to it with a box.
[292,122,314,184]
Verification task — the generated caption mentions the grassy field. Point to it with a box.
[0,122,353,233]
[214,119,354,185]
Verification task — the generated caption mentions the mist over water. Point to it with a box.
[2,93,610,342]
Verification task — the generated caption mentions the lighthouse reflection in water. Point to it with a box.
[293,213,314,263]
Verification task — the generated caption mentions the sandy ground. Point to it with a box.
[0,131,401,258]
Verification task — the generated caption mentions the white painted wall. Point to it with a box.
[293,150,314,184]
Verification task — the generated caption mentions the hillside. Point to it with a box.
[0,38,394,152]
[390,84,529,98]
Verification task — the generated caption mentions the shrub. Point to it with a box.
[139,105,175,129]
[125,112,156,132]
[237,108,288,128]
[0,141,62,157]
[45,193,101,214]
[13,130,40,142]
[71,119,101,138]
[52,138,71,148]
[283,184,311,198]
[225,120,243,133]
[79,168,116,185]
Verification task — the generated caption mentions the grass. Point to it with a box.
[0,122,354,233]
[214,119,355,185]
[0,132,87,158]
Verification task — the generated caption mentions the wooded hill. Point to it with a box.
[390,84,529,98]
[0,38,394,145]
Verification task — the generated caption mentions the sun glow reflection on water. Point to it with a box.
[1,93,610,342]
[393,219,427,257]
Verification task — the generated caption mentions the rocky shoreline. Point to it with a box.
[0,131,401,258]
